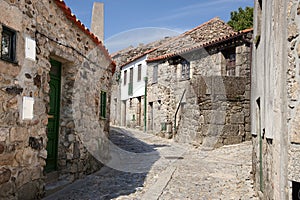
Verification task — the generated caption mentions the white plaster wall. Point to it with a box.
[120,55,147,100]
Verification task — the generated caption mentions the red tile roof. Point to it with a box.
[54,0,116,73]
[147,28,253,62]
[146,17,238,62]
[112,36,175,68]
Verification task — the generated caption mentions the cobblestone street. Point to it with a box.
[44,127,258,200]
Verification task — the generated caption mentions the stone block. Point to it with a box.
[288,23,299,41]
[0,128,9,142]
[0,143,4,154]
[222,136,243,145]
[211,111,226,125]
[16,169,31,188]
[10,127,28,142]
[212,76,226,95]
[0,182,15,199]
[0,153,14,165]
[291,132,300,144]
[17,180,43,200]
[15,148,38,166]
[0,168,11,184]
[207,124,223,137]
[222,125,239,136]
[230,113,244,124]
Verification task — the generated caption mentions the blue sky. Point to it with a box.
[63,0,253,53]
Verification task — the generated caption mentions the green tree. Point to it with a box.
[228,6,253,31]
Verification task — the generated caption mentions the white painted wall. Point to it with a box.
[120,55,147,100]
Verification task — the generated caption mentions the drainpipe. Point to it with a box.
[144,77,148,132]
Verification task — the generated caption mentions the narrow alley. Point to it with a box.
[44,127,258,200]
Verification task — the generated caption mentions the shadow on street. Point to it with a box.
[44,127,163,200]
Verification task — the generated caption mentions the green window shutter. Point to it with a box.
[128,82,133,95]
[100,91,107,118]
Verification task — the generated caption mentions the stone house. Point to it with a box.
[0,0,115,199]
[111,17,252,149]
[146,18,252,148]
[251,0,300,198]
[110,37,174,129]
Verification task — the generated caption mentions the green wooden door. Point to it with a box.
[45,59,61,172]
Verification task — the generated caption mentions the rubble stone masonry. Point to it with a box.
[147,41,251,148]
[0,0,114,199]
[288,0,300,190]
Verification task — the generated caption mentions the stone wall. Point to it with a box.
[288,0,300,196]
[251,0,290,198]
[147,40,251,147]
[176,76,251,148]
[0,0,114,199]
[123,96,145,129]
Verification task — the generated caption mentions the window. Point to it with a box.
[153,65,158,84]
[128,68,133,95]
[1,26,16,62]
[137,64,142,81]
[130,68,133,83]
[223,48,236,76]
[181,60,190,80]
[100,91,107,118]
[123,70,127,85]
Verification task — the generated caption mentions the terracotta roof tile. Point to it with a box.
[112,36,175,68]
[147,17,237,62]
[54,0,116,73]
[147,28,253,62]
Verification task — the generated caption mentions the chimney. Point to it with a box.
[91,2,104,42]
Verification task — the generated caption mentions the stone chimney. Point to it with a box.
[91,2,104,42]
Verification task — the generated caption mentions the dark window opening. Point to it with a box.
[137,64,142,81]
[1,26,16,63]
[123,70,127,85]
[292,181,300,200]
[181,59,190,80]
[223,48,236,76]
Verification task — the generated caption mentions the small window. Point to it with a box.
[181,60,190,80]
[130,68,133,83]
[153,65,158,84]
[128,82,133,96]
[128,68,133,95]
[137,64,142,81]
[1,26,16,63]
[223,48,236,76]
[123,70,127,85]
[100,91,107,118]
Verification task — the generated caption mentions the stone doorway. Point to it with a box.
[45,59,62,172]
[122,100,126,126]
[137,97,142,127]
[148,102,154,131]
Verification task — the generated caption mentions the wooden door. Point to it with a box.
[45,59,61,172]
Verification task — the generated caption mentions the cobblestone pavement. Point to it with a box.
[44,127,258,200]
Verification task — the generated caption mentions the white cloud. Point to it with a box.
[104,27,183,53]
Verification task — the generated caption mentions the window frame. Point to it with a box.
[1,26,17,63]
[222,48,236,76]
[123,70,127,85]
[100,90,107,119]
[128,68,133,95]
[152,65,158,84]
[181,60,190,80]
[137,64,142,82]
